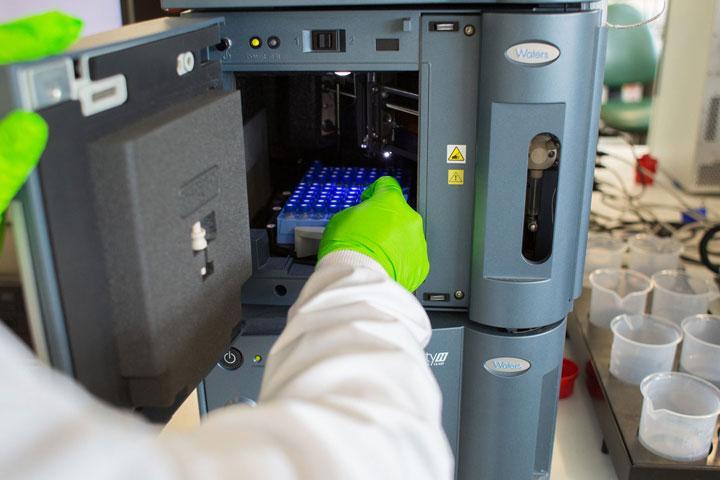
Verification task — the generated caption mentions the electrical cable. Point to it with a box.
[699,224,720,274]
[597,150,714,223]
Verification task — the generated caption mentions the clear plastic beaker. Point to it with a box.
[650,270,720,325]
[610,314,682,385]
[583,233,626,287]
[680,315,720,387]
[628,234,682,277]
[639,372,720,462]
[589,268,652,329]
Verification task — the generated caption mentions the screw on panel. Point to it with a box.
[464,25,476,37]
[454,290,465,300]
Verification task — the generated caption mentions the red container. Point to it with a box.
[635,153,658,186]
[559,358,580,399]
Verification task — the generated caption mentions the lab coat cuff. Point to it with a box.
[316,250,388,276]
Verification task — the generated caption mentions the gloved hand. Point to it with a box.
[318,176,429,292]
[0,12,83,213]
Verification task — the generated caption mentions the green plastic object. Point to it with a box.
[0,111,49,213]
[602,4,658,132]
[604,4,658,87]
[0,12,83,65]
[601,98,653,133]
[318,176,430,292]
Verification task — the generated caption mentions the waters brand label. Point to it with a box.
[484,357,532,377]
[505,42,560,66]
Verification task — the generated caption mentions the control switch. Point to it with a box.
[311,30,346,52]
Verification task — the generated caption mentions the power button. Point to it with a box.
[218,347,243,370]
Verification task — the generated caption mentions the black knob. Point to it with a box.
[216,38,232,52]
[267,36,281,49]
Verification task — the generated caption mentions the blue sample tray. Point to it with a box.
[276,161,409,245]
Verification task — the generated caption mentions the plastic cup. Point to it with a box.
[589,269,652,329]
[609,314,682,385]
[583,233,626,287]
[650,270,720,325]
[639,372,720,462]
[680,315,720,386]
[559,358,579,399]
[628,234,682,277]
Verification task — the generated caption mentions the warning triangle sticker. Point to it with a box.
[448,169,464,185]
[449,147,465,162]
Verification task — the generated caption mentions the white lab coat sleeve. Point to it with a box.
[0,250,453,480]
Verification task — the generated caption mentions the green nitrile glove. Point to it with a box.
[0,111,49,213]
[0,12,82,215]
[0,12,83,64]
[318,176,430,292]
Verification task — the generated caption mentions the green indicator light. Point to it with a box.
[254,354,263,363]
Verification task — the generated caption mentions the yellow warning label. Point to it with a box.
[449,147,464,162]
[448,169,464,185]
[447,144,467,164]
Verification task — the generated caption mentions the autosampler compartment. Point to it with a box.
[237,71,419,259]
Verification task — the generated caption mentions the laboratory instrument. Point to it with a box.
[648,0,720,194]
[0,1,608,478]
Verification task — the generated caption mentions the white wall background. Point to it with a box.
[1,0,122,36]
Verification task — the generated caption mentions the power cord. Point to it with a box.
[699,224,720,274]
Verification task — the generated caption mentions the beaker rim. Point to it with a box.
[681,315,720,349]
[628,233,682,254]
[611,314,683,348]
[587,233,627,253]
[651,269,713,295]
[640,372,720,419]
[589,268,653,298]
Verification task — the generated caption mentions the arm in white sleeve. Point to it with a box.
[0,250,453,480]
